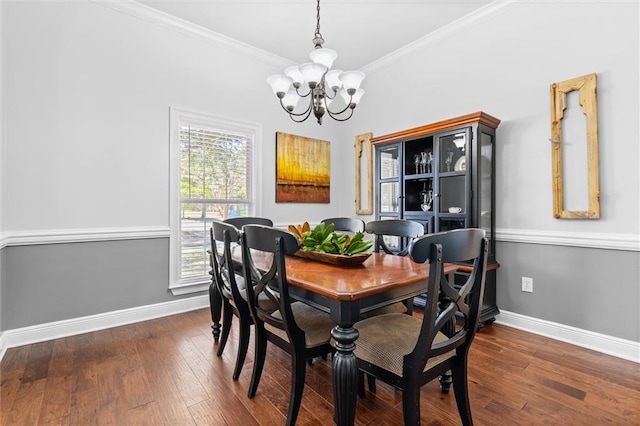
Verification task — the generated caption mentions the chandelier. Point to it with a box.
[266,0,365,125]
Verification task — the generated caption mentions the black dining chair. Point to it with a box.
[365,218,425,257]
[240,225,335,426]
[365,219,425,316]
[224,216,273,229]
[320,217,365,233]
[353,228,489,425]
[224,216,273,273]
[209,218,275,380]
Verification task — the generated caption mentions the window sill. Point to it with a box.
[169,279,210,296]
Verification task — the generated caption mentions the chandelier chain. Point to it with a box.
[315,0,322,39]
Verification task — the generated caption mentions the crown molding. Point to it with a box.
[495,228,640,251]
[91,0,292,68]
[5,226,170,246]
[362,0,519,73]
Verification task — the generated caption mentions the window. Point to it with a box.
[169,107,261,295]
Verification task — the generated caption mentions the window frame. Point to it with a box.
[169,107,261,295]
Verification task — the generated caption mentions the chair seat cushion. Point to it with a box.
[360,302,408,319]
[266,302,334,348]
[354,313,454,376]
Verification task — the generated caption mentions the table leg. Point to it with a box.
[209,280,222,342]
[331,324,359,426]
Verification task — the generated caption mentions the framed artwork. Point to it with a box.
[355,132,373,214]
[550,73,600,219]
[276,132,330,203]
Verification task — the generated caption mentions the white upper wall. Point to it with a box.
[341,0,639,237]
[2,0,639,238]
[1,0,4,241]
[2,0,348,234]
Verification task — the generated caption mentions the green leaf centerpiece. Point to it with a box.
[288,222,373,266]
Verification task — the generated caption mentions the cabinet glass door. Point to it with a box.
[435,130,469,231]
[478,129,495,257]
[377,144,401,216]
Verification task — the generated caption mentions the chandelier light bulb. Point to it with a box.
[284,66,305,89]
[267,74,293,98]
[282,89,301,111]
[324,69,343,92]
[310,47,338,68]
[338,70,366,93]
[299,62,328,88]
[341,88,365,107]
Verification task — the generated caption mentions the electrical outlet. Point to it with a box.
[522,277,533,293]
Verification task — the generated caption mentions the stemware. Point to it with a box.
[414,154,420,174]
[419,182,433,211]
[426,151,433,173]
[445,151,454,172]
[419,152,428,174]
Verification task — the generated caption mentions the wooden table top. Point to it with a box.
[246,250,457,302]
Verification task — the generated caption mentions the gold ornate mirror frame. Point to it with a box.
[550,73,600,219]
[355,132,373,214]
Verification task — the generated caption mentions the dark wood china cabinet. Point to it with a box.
[372,111,500,325]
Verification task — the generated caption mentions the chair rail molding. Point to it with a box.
[4,226,170,246]
[495,228,639,251]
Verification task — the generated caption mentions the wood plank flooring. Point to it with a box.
[1,308,638,425]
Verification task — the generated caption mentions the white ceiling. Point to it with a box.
[138,0,495,70]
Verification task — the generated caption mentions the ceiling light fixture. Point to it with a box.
[266,0,365,125]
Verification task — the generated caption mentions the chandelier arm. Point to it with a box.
[280,99,313,123]
[295,86,312,98]
[325,106,355,122]
[324,94,355,116]
[288,105,314,123]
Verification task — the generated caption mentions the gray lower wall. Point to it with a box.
[3,238,205,330]
[2,238,638,345]
[1,248,4,333]
[496,241,640,342]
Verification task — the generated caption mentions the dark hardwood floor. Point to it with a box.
[1,307,638,425]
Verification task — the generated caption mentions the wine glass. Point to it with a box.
[420,183,433,211]
[419,151,428,174]
[414,154,420,174]
[445,151,454,172]
[426,151,433,173]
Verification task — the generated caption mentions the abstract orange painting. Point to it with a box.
[276,132,330,203]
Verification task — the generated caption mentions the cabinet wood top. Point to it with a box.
[371,111,500,145]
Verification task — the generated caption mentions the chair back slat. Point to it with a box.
[211,220,243,303]
[224,216,273,228]
[240,225,304,342]
[408,228,488,369]
[321,217,365,233]
[365,219,424,256]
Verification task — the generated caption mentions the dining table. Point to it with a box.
[210,249,457,426]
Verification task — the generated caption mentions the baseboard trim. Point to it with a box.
[496,310,640,363]
[1,302,637,364]
[0,295,209,361]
